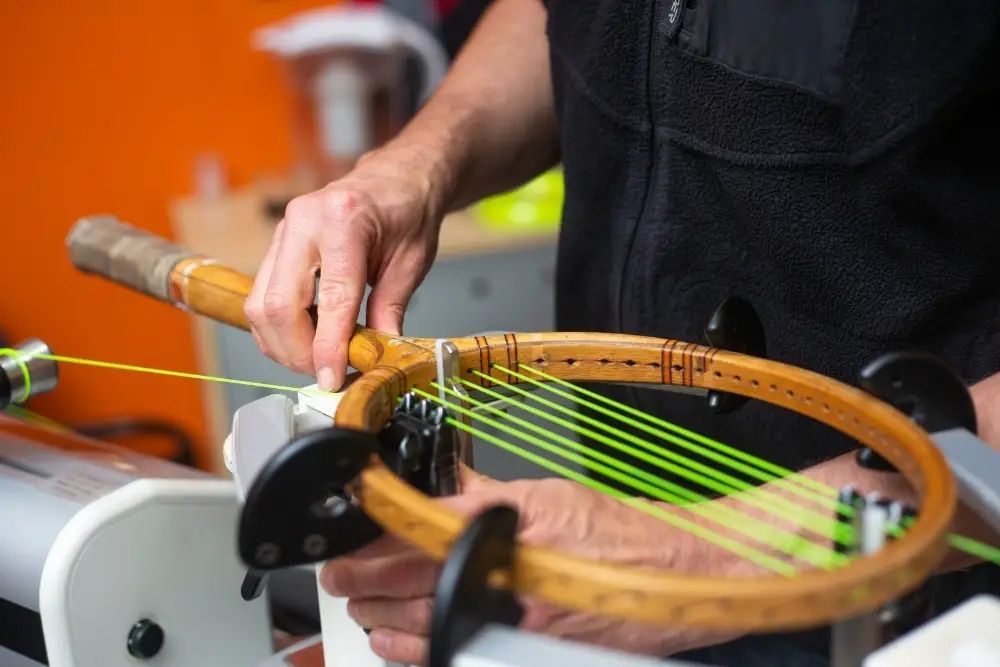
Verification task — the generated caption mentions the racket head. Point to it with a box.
[335,331,955,632]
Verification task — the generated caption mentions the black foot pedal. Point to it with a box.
[704,296,767,415]
[856,351,976,472]
[427,505,524,667]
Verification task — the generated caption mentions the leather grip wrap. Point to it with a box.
[66,215,197,302]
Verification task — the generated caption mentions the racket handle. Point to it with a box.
[67,215,255,331]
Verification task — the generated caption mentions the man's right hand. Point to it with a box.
[246,0,558,391]
[245,153,444,391]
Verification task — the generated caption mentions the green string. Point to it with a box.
[0,349,32,403]
[512,364,1000,564]
[411,388,800,575]
[476,368,849,544]
[427,383,845,569]
[5,346,999,567]
[517,363,835,502]
[1,349,327,396]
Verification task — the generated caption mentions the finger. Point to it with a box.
[313,192,372,390]
[365,250,427,336]
[349,533,410,559]
[321,550,441,598]
[265,200,322,374]
[347,596,434,635]
[245,221,285,361]
[440,475,516,519]
[458,464,495,490]
[369,628,427,665]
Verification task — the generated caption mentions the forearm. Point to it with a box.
[362,0,559,217]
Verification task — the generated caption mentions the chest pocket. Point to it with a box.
[652,0,998,163]
[674,0,857,101]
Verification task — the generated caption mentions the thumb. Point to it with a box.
[458,463,493,491]
[440,469,519,519]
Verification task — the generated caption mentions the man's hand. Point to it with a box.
[244,0,559,391]
[245,151,445,391]
[320,469,733,665]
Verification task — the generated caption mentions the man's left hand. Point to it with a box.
[320,468,728,664]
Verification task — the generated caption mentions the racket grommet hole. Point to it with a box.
[750,380,759,388]
[786,389,795,398]
[565,358,580,366]
[732,375,741,383]
[599,358,610,365]
[714,371,722,378]
[650,361,660,368]
[625,360,636,367]
[823,403,831,412]
[672,364,684,372]
[769,384,777,392]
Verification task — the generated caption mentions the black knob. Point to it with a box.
[127,618,165,659]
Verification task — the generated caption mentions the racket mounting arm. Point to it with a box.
[704,297,767,415]
[237,396,465,570]
[856,351,977,471]
[436,338,475,474]
[427,504,524,667]
[832,488,933,667]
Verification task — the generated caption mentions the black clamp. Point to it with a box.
[382,393,463,497]
[427,505,524,667]
[704,297,767,415]
[855,351,977,472]
[237,427,384,570]
[237,393,465,571]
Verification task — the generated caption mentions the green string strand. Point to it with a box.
[458,376,849,546]
[474,368,848,544]
[517,363,835,501]
[5,347,999,566]
[428,383,845,568]
[0,349,326,396]
[510,364,1000,566]
[411,388,802,575]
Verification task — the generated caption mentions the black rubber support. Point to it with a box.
[427,505,525,667]
[704,296,767,415]
[856,351,977,472]
[237,427,384,570]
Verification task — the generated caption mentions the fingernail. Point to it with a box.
[369,630,388,653]
[317,367,336,391]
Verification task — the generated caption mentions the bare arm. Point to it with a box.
[364,0,560,218]
[246,0,558,390]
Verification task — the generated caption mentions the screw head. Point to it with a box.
[126,619,165,659]
[255,541,280,566]
[303,534,327,558]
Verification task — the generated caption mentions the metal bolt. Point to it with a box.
[254,542,280,566]
[303,534,327,558]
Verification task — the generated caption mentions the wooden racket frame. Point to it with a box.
[66,217,956,633]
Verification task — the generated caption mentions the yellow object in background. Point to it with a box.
[473,168,564,231]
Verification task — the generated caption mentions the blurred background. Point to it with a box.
[0,0,565,473]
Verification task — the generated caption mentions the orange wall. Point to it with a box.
[0,0,341,467]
